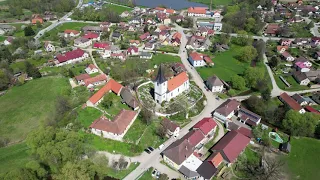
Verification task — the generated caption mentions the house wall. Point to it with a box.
[211,85,223,93]
[85,68,99,74]
[300,79,310,86]
[56,53,89,67]
[188,12,206,17]
[74,40,92,48]
[163,155,181,170]
[154,81,168,103]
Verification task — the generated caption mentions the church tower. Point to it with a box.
[154,65,167,104]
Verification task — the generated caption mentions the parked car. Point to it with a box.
[158,144,164,150]
[144,149,151,154]
[148,147,154,151]
[152,169,158,177]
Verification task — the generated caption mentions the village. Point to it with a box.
[0,0,320,180]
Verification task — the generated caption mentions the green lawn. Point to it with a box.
[98,93,130,118]
[0,35,5,41]
[139,168,154,180]
[197,46,250,82]
[105,162,140,179]
[274,74,309,91]
[286,137,320,180]
[0,77,70,142]
[11,22,52,37]
[151,53,181,67]
[104,3,133,13]
[77,107,102,127]
[190,0,233,6]
[158,46,179,54]
[0,143,31,174]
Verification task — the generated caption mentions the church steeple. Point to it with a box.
[156,64,167,84]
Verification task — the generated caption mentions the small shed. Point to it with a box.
[281,142,291,153]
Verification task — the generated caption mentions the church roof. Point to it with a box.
[155,64,167,84]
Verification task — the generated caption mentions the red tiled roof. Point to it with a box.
[127,46,138,53]
[189,51,203,61]
[204,56,213,64]
[211,130,250,163]
[281,51,292,58]
[158,25,170,31]
[305,106,320,114]
[75,73,90,81]
[90,109,137,134]
[64,29,80,35]
[265,23,279,34]
[279,93,303,111]
[193,117,217,136]
[56,48,85,63]
[277,46,289,52]
[84,74,107,86]
[88,64,97,70]
[184,129,205,147]
[32,18,43,24]
[83,32,99,39]
[139,32,150,41]
[129,40,140,44]
[166,9,175,14]
[93,42,110,49]
[236,127,253,138]
[173,32,182,40]
[188,7,207,14]
[155,7,166,11]
[167,71,188,92]
[88,79,123,104]
[208,152,223,168]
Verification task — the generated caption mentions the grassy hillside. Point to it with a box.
[0,77,70,142]
[286,137,320,180]
[0,143,30,174]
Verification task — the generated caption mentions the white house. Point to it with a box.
[213,99,240,123]
[44,41,55,52]
[140,51,153,59]
[90,110,139,141]
[74,37,92,48]
[127,46,139,56]
[213,22,223,31]
[64,29,80,38]
[282,51,295,61]
[187,7,207,17]
[295,60,312,72]
[154,65,189,104]
[55,48,89,66]
[85,64,99,74]
[213,11,221,18]
[206,75,224,93]
[188,51,213,67]
[161,118,180,137]
[4,36,14,46]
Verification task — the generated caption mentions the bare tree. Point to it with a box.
[157,125,167,139]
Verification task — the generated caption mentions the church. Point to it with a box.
[154,65,190,104]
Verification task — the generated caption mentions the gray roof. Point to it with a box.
[162,138,194,165]
[292,71,308,82]
[305,70,320,81]
[196,161,218,179]
[120,88,139,109]
[179,165,200,178]
[292,94,306,104]
[140,51,152,57]
[207,75,223,88]
[282,142,291,152]
[155,65,167,84]
[82,26,102,32]
[74,37,90,44]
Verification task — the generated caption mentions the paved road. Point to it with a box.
[33,0,83,40]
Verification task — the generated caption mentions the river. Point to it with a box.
[135,0,208,10]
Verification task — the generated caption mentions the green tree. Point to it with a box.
[261,88,271,102]
[140,108,153,125]
[25,61,41,78]
[230,75,246,90]
[101,93,114,109]
[36,21,42,29]
[282,110,319,137]
[237,45,258,63]
[54,161,92,180]
[26,160,47,178]
[60,38,67,47]
[1,168,37,180]
[24,26,35,36]
[243,67,265,88]
[68,69,74,78]
[269,56,279,68]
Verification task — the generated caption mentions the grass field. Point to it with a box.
[0,35,5,41]
[151,53,181,67]
[0,77,70,142]
[197,45,250,82]
[98,93,130,118]
[104,4,133,13]
[274,74,309,91]
[0,143,31,174]
[139,168,153,180]
[190,0,233,6]
[77,107,102,127]
[286,137,320,180]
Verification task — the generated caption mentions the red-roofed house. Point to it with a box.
[154,65,189,103]
[305,106,320,115]
[129,40,140,46]
[86,79,123,106]
[127,46,139,56]
[93,42,110,50]
[279,93,306,114]
[139,32,150,41]
[90,109,139,141]
[193,117,217,136]
[188,51,214,67]
[84,74,108,88]
[55,48,89,66]
[208,152,223,168]
[211,130,250,164]
[83,32,100,41]
[75,73,91,85]
[187,7,207,17]
[264,24,279,36]
[85,64,99,74]
[281,51,295,61]
[64,29,80,38]
[32,18,43,25]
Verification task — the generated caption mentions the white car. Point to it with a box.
[158,144,164,150]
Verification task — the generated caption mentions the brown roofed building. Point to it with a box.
[161,118,180,137]
[120,88,139,110]
[279,93,306,114]
[213,99,240,122]
[75,73,91,85]
[90,109,138,141]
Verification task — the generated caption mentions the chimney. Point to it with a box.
[185,146,188,150]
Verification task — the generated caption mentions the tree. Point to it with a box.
[252,125,263,139]
[243,67,265,88]
[143,25,148,33]
[25,61,41,78]
[244,95,265,115]
[230,75,246,90]
[25,160,47,178]
[1,168,37,180]
[36,21,42,29]
[24,26,35,36]
[254,40,266,62]
[157,125,167,139]
[261,88,271,102]
[68,69,74,78]
[140,108,153,125]
[60,38,67,47]
[101,93,114,109]
[282,110,319,137]
[232,31,253,46]
[54,161,91,180]
[236,45,258,63]
[269,56,279,68]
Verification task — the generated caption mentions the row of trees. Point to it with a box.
[72,6,121,23]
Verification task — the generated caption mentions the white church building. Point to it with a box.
[154,65,189,104]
